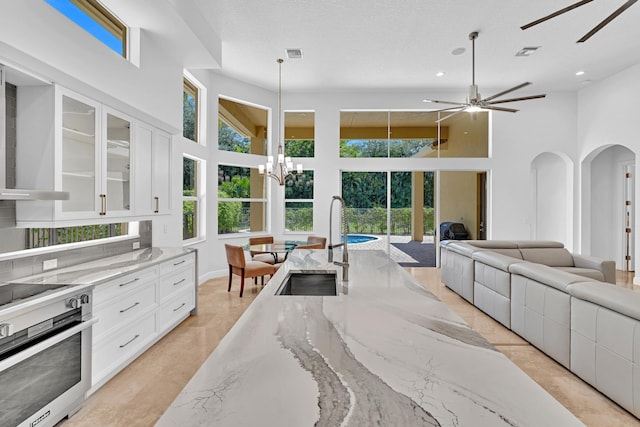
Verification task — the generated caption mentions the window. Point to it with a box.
[183,156,201,241]
[218,98,267,154]
[339,111,487,158]
[183,77,199,142]
[218,165,266,234]
[26,223,130,249]
[285,170,314,232]
[46,0,127,57]
[284,111,315,157]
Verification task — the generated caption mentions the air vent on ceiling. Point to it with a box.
[515,46,540,57]
[286,49,303,59]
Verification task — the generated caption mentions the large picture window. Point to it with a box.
[218,98,267,155]
[284,111,315,157]
[183,77,199,142]
[218,165,267,234]
[339,110,487,158]
[183,156,202,241]
[285,170,314,232]
[46,0,127,57]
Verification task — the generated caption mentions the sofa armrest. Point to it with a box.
[572,254,616,284]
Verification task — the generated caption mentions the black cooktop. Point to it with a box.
[0,283,70,307]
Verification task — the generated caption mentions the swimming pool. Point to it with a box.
[341,234,379,244]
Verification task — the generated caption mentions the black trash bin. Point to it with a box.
[439,222,469,241]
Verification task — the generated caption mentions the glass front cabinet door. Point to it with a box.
[15,85,134,226]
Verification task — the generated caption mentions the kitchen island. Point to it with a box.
[157,249,583,427]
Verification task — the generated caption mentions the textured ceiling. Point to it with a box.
[193,0,640,96]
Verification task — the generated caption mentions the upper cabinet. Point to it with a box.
[133,122,172,216]
[16,85,170,227]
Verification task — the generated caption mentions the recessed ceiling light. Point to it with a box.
[451,47,465,56]
[285,48,303,59]
[436,71,445,77]
[515,46,540,57]
[576,70,585,76]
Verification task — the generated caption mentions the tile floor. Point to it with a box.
[61,266,640,427]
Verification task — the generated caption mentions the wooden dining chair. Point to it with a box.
[306,235,327,249]
[225,244,276,297]
[248,236,285,264]
[295,243,323,249]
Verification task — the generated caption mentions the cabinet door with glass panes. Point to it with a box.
[101,107,131,217]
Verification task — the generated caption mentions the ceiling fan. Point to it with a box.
[424,31,546,123]
[521,0,637,43]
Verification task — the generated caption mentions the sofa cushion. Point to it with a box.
[519,247,574,267]
[472,251,524,271]
[514,240,565,249]
[568,282,640,322]
[509,262,594,292]
[462,240,519,249]
[445,242,484,257]
[555,267,605,282]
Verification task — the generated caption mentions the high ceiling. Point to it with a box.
[193,0,640,96]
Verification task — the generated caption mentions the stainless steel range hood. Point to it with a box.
[0,64,69,201]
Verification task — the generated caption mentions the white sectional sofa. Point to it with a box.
[439,240,640,419]
[568,281,640,418]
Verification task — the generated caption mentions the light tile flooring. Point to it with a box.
[61,267,640,427]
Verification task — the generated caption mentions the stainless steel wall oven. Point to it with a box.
[0,284,93,427]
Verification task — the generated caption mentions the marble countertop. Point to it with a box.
[8,247,194,286]
[0,247,195,318]
[157,249,584,427]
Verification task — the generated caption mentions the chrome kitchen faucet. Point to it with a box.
[328,195,349,282]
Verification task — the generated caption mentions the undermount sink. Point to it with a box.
[276,272,338,296]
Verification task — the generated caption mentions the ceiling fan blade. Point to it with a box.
[430,106,468,113]
[482,105,519,113]
[482,82,531,102]
[436,109,466,123]
[487,94,547,105]
[424,99,467,106]
[521,0,594,30]
[577,0,638,42]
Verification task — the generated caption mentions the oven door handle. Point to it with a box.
[0,317,97,372]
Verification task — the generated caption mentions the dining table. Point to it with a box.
[247,240,307,263]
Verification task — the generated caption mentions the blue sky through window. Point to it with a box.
[45,0,123,55]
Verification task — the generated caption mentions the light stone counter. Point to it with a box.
[9,247,194,286]
[157,249,583,427]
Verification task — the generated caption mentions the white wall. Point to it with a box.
[0,0,182,132]
[578,64,639,278]
[191,76,579,277]
[532,153,571,244]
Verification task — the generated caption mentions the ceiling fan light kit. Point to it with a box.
[425,31,546,123]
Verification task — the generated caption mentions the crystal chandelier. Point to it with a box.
[258,58,302,185]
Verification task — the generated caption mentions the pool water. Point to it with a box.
[341,234,378,244]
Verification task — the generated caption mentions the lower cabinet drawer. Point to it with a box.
[93,281,156,340]
[158,267,194,302]
[157,288,194,333]
[92,312,156,383]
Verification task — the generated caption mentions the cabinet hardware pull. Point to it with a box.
[119,334,140,348]
[154,196,159,213]
[173,278,186,286]
[173,302,186,312]
[173,260,186,266]
[119,277,139,287]
[120,302,140,313]
[99,194,106,216]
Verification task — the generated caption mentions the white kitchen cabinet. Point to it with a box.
[133,122,172,217]
[88,251,196,395]
[15,85,141,226]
